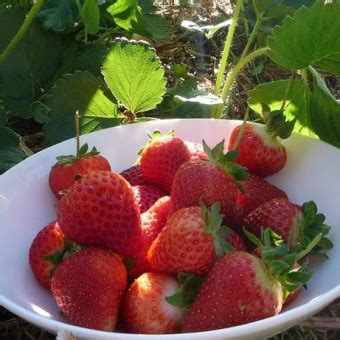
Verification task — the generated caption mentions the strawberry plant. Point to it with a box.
[211,0,340,147]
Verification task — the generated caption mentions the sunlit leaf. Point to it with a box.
[309,68,340,148]
[268,1,340,75]
[102,39,166,113]
[248,80,313,136]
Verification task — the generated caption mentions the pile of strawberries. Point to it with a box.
[28,120,332,334]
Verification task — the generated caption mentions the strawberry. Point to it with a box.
[129,196,173,278]
[51,247,127,331]
[140,130,190,192]
[148,203,238,275]
[132,184,165,213]
[242,199,333,255]
[171,140,248,223]
[29,222,65,289]
[57,171,142,257]
[231,174,288,227]
[228,110,295,177]
[122,272,183,334]
[182,229,318,332]
[184,141,208,161]
[49,143,110,199]
[227,229,246,251]
[120,165,147,186]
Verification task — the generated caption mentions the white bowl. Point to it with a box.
[0,119,339,339]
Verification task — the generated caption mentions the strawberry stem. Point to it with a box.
[75,111,81,157]
[296,233,323,262]
[232,106,249,151]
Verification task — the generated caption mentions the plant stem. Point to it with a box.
[239,15,263,60]
[0,0,45,65]
[232,106,249,150]
[301,68,311,131]
[214,47,269,118]
[296,233,322,261]
[75,111,81,157]
[280,73,294,111]
[171,78,179,117]
[213,0,243,97]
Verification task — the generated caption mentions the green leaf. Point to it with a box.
[282,0,314,9]
[0,146,26,173]
[268,2,340,75]
[37,71,122,145]
[102,39,166,113]
[107,0,142,33]
[51,41,108,80]
[80,0,100,35]
[308,68,340,148]
[264,5,294,20]
[166,273,205,310]
[301,201,333,258]
[248,79,313,136]
[37,0,79,32]
[144,14,171,41]
[172,64,188,78]
[0,127,20,147]
[253,0,278,14]
[0,7,64,118]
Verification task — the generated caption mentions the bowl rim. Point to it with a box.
[1,288,339,338]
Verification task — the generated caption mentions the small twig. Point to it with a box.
[18,140,34,157]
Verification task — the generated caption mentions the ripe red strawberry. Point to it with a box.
[184,141,208,161]
[182,227,320,333]
[231,174,288,227]
[120,165,147,186]
[148,203,238,275]
[228,111,295,177]
[129,196,173,278]
[242,199,332,254]
[140,130,190,192]
[49,143,111,199]
[132,184,165,213]
[122,272,183,334]
[51,248,127,331]
[227,229,246,251]
[29,221,65,289]
[182,251,284,332]
[171,140,248,223]
[57,171,141,257]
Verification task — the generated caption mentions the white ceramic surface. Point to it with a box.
[0,119,339,340]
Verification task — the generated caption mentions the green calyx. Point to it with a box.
[201,201,235,257]
[264,108,296,140]
[165,272,205,310]
[44,239,82,278]
[244,228,322,295]
[137,129,175,158]
[202,139,248,192]
[300,201,333,259]
[53,143,100,167]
